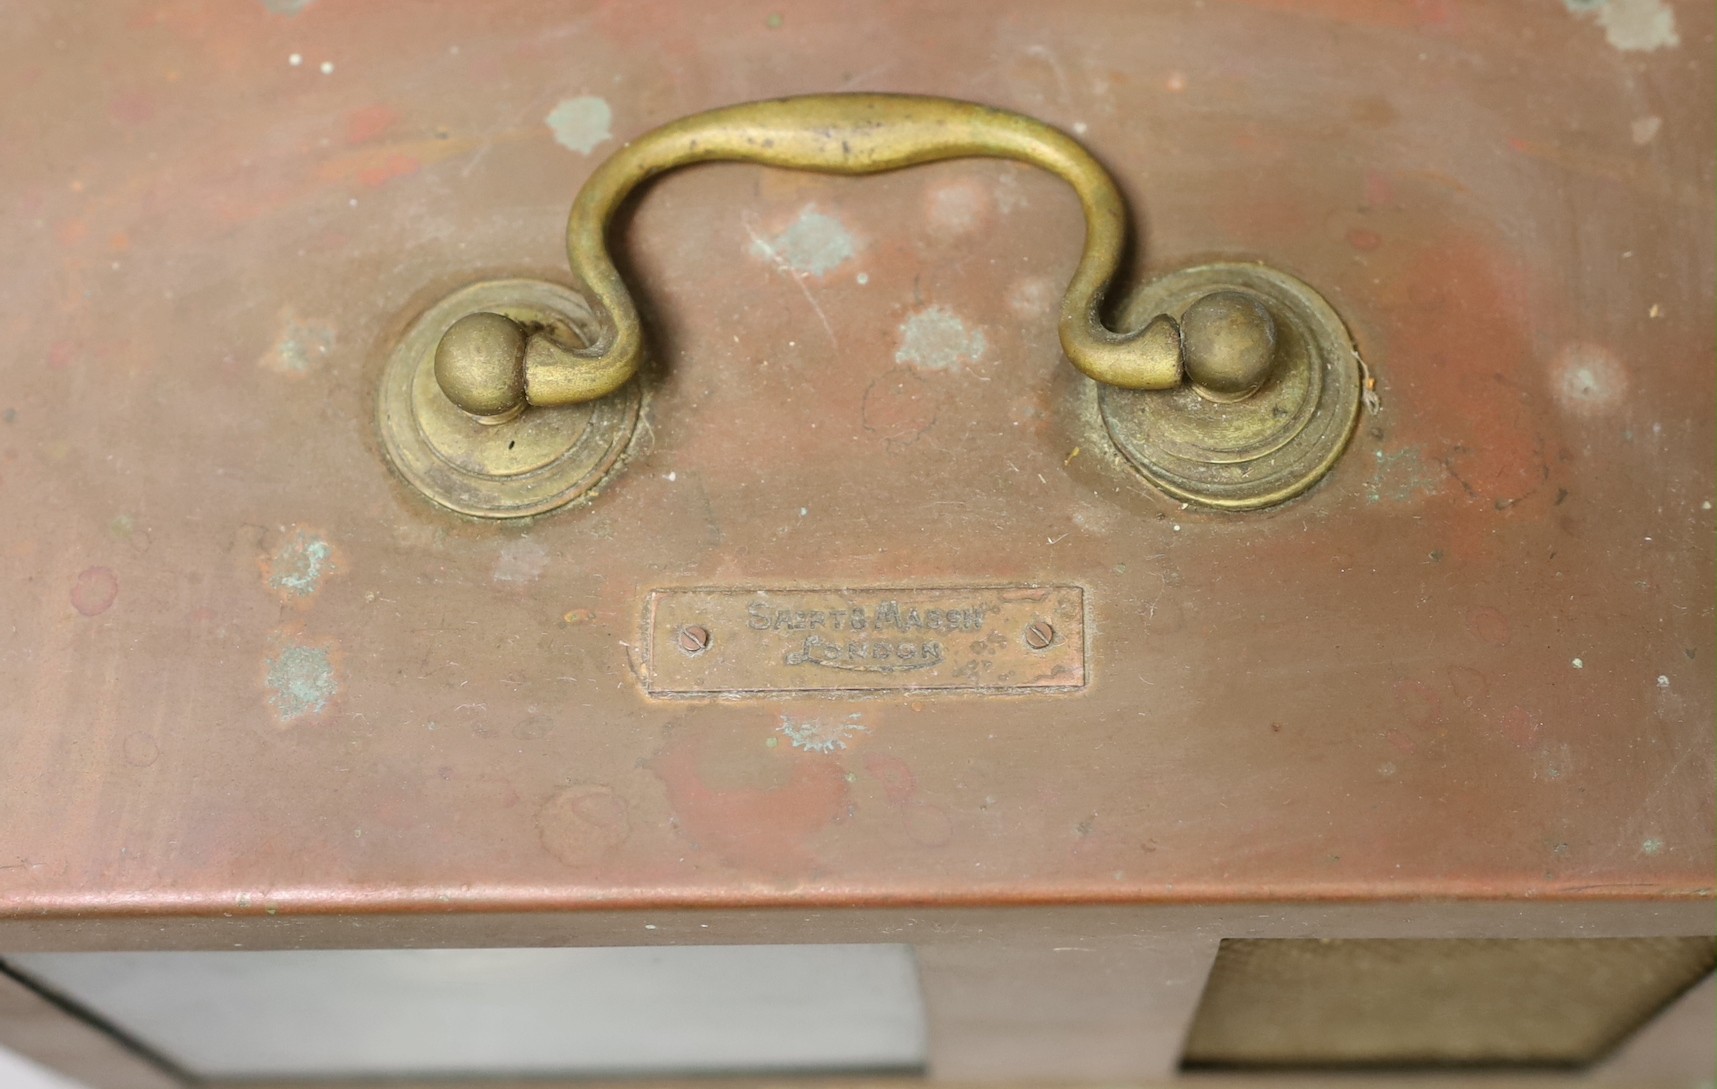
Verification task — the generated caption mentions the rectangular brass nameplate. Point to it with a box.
[643,585,1085,697]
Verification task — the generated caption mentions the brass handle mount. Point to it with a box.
[433,93,1274,419]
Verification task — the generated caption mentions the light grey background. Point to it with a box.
[0,1047,85,1089]
[9,945,927,1079]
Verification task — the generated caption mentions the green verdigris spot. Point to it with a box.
[266,642,337,722]
[270,530,334,598]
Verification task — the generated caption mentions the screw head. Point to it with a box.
[1023,621,1055,650]
[676,625,711,655]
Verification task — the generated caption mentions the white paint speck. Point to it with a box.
[1565,0,1679,51]
[259,309,335,375]
[1551,342,1628,417]
[1572,657,1584,669]
[1072,120,1089,135]
[1632,115,1663,144]
[778,713,865,754]
[1172,524,1181,532]
[924,179,992,239]
[546,95,613,155]
[856,272,869,285]
[665,471,677,482]
[319,60,334,75]
[1533,741,1574,782]
[1703,500,1712,511]
[493,538,550,584]
[895,305,987,372]
[288,53,302,67]
[1006,275,1057,321]
[1641,836,1665,855]
[749,206,857,277]
[799,507,808,517]
[1656,674,1670,688]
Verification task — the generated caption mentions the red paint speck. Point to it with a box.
[1499,707,1541,749]
[1413,0,1458,27]
[356,153,421,189]
[344,104,400,146]
[71,566,118,616]
[1392,236,1549,508]
[1393,679,1443,728]
[47,341,76,369]
[863,753,918,805]
[54,220,88,247]
[1347,226,1383,251]
[1467,606,1511,647]
[108,92,156,126]
[1361,170,1394,210]
[649,736,848,872]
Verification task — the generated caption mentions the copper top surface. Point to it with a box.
[0,0,1711,919]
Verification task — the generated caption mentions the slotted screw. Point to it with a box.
[676,625,711,654]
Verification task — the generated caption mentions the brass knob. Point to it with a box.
[1178,290,1278,402]
[434,312,528,423]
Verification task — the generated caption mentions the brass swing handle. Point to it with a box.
[435,93,1277,419]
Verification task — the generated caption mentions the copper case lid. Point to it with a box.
[0,1,1710,930]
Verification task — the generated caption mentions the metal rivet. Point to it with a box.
[676,625,711,655]
[1024,621,1055,650]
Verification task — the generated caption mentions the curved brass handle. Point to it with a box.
[435,93,1207,418]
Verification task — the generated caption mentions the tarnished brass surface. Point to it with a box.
[642,585,1086,696]
[1100,263,1362,509]
[1178,290,1278,402]
[439,94,1184,418]
[434,312,529,424]
[377,280,640,518]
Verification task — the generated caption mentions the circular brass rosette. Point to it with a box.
[377,280,640,519]
[1099,263,1362,510]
